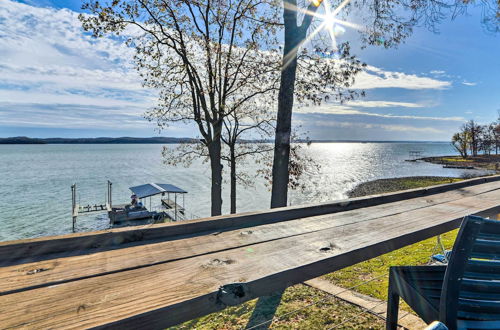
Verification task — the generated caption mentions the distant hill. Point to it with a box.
[0,136,449,144]
[0,136,197,144]
[0,136,47,144]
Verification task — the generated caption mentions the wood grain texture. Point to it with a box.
[1,179,500,329]
[2,175,500,268]
[1,180,499,296]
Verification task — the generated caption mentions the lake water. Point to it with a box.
[0,142,491,241]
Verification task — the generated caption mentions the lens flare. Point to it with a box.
[311,0,323,7]
[282,0,365,69]
[333,24,346,37]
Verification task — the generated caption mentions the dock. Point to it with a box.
[443,164,475,169]
[71,181,189,229]
[76,203,111,213]
[1,176,500,329]
[405,150,423,162]
[161,199,185,214]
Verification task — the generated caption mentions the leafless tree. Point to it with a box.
[80,0,281,216]
[452,131,469,158]
[493,122,500,155]
[479,123,496,155]
[464,120,483,157]
[221,103,275,214]
[451,117,500,157]
[80,0,363,216]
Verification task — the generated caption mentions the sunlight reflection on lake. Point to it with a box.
[0,142,491,241]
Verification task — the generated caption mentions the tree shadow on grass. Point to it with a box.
[245,290,284,329]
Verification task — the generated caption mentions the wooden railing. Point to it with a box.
[1,175,500,329]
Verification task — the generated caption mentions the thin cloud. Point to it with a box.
[313,120,443,133]
[297,105,465,122]
[462,80,477,86]
[352,65,451,90]
[346,100,424,108]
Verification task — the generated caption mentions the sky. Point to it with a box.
[0,0,498,140]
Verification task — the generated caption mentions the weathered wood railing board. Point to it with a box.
[1,192,500,329]
[1,180,500,296]
[0,180,500,295]
[1,175,500,267]
[1,176,500,329]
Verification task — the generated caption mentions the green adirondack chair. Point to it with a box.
[386,215,500,330]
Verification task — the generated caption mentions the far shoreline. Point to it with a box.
[419,155,500,172]
[0,136,452,145]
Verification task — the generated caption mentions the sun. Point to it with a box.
[281,0,363,68]
[304,0,363,53]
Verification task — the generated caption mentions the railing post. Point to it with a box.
[175,193,178,221]
[108,180,112,209]
[71,183,77,232]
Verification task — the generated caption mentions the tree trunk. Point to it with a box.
[270,5,301,209]
[209,136,223,216]
[230,146,237,214]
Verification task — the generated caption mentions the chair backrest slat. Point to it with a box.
[440,215,500,329]
[465,259,500,276]
[458,298,500,320]
[470,239,500,259]
[479,221,500,235]
[461,278,500,292]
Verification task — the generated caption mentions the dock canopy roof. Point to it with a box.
[129,183,187,199]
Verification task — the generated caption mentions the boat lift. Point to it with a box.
[71,181,112,232]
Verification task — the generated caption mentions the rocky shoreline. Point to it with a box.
[348,176,462,198]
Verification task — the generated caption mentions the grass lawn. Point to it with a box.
[326,177,461,312]
[170,177,462,329]
[440,157,469,163]
[324,229,457,301]
[171,284,385,329]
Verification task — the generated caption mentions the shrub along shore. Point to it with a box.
[171,176,463,329]
[419,155,500,172]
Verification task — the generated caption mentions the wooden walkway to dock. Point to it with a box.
[1,176,500,329]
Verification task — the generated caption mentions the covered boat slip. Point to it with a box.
[1,176,500,329]
[129,182,187,221]
[108,183,187,225]
[129,183,187,199]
